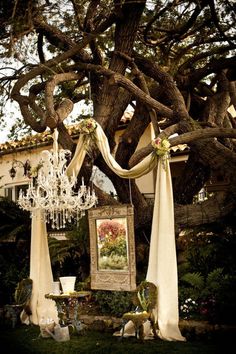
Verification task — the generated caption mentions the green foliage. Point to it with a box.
[180,222,236,274]
[178,225,236,323]
[48,237,70,266]
[100,236,127,258]
[205,268,224,294]
[0,197,31,241]
[75,276,91,291]
[7,118,33,142]
[133,281,157,312]
[97,219,128,270]
[180,268,226,302]
[0,198,31,304]
[98,254,128,270]
[180,272,205,291]
[0,250,29,305]
[93,290,133,317]
[48,215,90,281]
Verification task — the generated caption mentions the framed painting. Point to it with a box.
[88,204,136,291]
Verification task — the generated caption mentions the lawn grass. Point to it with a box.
[0,323,233,354]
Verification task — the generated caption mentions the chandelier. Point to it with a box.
[18,129,97,229]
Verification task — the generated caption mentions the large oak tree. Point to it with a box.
[0,0,236,233]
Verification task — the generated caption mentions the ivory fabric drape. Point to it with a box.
[146,159,185,340]
[66,121,185,341]
[67,124,157,178]
[27,209,58,325]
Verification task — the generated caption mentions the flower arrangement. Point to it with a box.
[97,220,128,270]
[152,137,170,169]
[151,137,170,157]
[97,219,126,242]
[77,118,97,135]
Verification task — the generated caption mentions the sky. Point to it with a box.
[0,99,91,144]
[0,101,18,143]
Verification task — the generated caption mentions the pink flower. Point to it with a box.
[154,138,161,146]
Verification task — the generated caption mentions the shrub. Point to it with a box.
[178,223,236,324]
[93,290,133,317]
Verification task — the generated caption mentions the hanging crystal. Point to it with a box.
[18,129,97,229]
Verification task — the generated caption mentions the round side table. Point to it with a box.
[45,291,91,329]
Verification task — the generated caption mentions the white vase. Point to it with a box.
[59,276,76,294]
[52,281,61,295]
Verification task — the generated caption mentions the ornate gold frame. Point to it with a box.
[88,204,136,291]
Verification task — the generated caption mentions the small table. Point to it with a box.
[45,291,91,329]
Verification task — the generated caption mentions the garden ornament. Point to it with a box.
[45,323,74,342]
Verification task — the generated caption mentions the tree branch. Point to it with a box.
[175,193,235,230]
[169,128,236,146]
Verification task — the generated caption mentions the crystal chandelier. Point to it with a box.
[18,129,97,229]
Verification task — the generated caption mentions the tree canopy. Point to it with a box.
[0,0,236,232]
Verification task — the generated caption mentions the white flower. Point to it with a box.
[78,118,97,134]
[162,139,171,149]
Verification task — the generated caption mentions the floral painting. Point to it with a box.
[96,218,128,271]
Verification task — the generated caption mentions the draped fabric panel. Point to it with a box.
[66,124,157,179]
[146,160,185,340]
[66,134,88,177]
[27,209,58,325]
[95,125,157,178]
[66,122,185,341]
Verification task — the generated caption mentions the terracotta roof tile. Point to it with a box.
[0,121,189,155]
[0,124,83,155]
